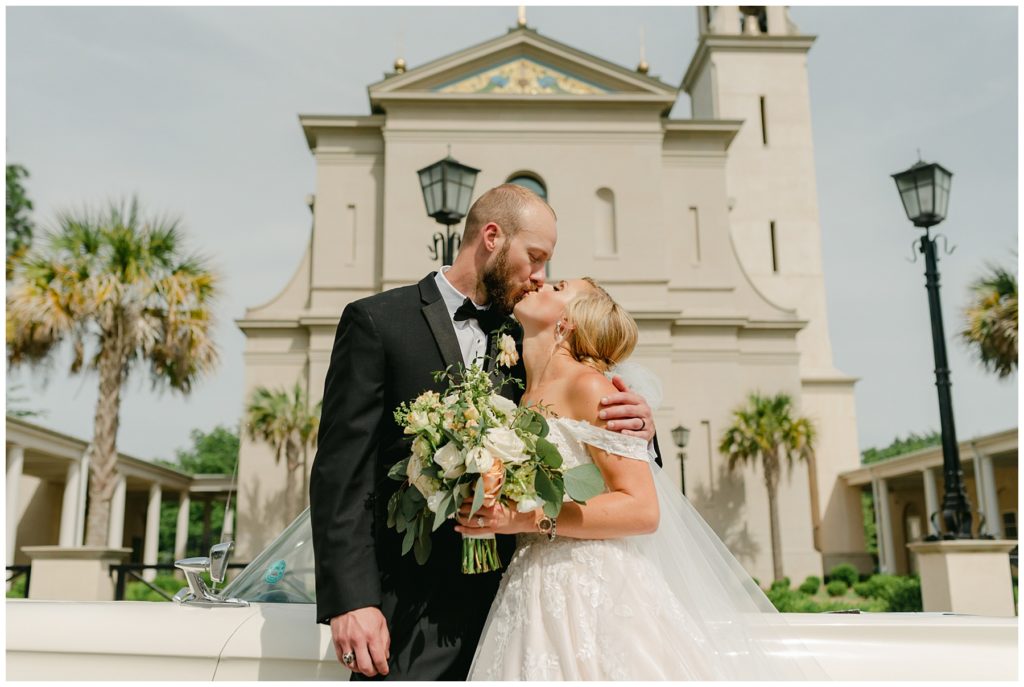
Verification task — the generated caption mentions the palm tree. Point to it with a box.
[245,380,322,520]
[718,391,816,582]
[960,263,1017,379]
[6,197,219,546]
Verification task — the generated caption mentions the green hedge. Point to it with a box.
[850,574,923,612]
[826,580,848,597]
[828,563,859,587]
[6,576,27,599]
[798,576,821,595]
[770,577,791,591]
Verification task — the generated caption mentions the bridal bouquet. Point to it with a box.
[389,361,606,573]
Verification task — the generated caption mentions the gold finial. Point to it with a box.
[636,26,649,74]
[517,6,527,28]
[394,57,406,74]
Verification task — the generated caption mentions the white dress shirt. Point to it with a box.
[434,267,491,368]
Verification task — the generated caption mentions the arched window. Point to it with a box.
[506,173,547,200]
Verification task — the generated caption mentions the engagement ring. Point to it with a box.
[342,651,356,666]
[476,516,485,527]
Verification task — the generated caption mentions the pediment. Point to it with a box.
[369,27,677,109]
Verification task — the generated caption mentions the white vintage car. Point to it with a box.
[6,510,1019,681]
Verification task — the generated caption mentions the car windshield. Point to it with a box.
[222,508,316,604]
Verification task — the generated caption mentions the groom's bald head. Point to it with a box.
[462,184,557,245]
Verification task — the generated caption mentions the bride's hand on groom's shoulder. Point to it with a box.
[598,376,656,441]
[454,498,536,536]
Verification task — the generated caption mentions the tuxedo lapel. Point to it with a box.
[419,273,463,371]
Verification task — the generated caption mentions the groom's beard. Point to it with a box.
[480,242,524,316]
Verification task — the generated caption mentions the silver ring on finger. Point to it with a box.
[476,516,485,527]
[342,651,356,667]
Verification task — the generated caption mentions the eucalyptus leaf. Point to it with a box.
[535,437,563,468]
[387,490,401,528]
[534,468,562,508]
[401,521,416,555]
[387,458,410,481]
[565,463,607,502]
[470,475,485,517]
[432,492,453,532]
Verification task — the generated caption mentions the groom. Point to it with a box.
[309,183,657,681]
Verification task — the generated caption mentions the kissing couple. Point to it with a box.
[309,184,827,680]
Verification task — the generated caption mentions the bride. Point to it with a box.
[455,277,829,681]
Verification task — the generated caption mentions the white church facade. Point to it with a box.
[234,6,869,584]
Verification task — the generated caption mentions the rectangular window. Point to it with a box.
[759,96,768,146]
[770,220,779,273]
[689,206,701,264]
[1003,511,1017,538]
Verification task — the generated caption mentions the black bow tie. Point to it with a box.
[453,297,505,334]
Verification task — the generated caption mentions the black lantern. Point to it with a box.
[891,160,953,228]
[891,158,972,539]
[671,424,690,495]
[671,424,690,449]
[417,153,480,265]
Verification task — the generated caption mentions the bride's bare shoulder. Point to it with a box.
[566,368,616,425]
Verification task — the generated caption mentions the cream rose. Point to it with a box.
[426,490,448,514]
[497,333,519,368]
[405,409,430,434]
[465,445,495,473]
[515,494,545,513]
[489,393,517,419]
[411,436,431,460]
[483,427,528,464]
[433,442,466,479]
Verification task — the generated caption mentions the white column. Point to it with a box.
[877,478,896,574]
[972,456,988,537]
[7,444,25,565]
[922,468,940,538]
[58,460,82,547]
[872,477,897,574]
[174,492,190,562]
[142,483,162,582]
[222,500,235,541]
[981,454,1003,539]
[107,473,127,548]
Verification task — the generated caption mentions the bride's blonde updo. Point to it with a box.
[562,277,638,373]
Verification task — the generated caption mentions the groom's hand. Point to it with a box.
[330,606,390,677]
[599,375,656,441]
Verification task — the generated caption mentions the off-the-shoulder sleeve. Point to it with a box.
[558,418,651,462]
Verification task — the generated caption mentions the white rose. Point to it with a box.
[411,436,431,460]
[490,394,518,419]
[516,494,545,513]
[483,427,528,464]
[497,333,519,368]
[426,490,449,514]
[465,446,495,474]
[412,476,439,499]
[407,453,423,482]
[433,442,466,479]
[405,409,429,434]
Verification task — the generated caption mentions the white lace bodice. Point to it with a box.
[543,417,650,473]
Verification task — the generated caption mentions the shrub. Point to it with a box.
[765,586,806,612]
[854,574,922,612]
[125,573,185,602]
[826,580,848,597]
[799,575,821,595]
[770,576,791,591]
[852,581,872,597]
[829,563,859,587]
[6,575,27,599]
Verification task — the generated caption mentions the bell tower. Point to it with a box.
[683,7,868,573]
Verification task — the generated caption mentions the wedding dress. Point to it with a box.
[467,417,830,681]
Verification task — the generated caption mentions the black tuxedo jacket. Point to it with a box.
[309,273,521,681]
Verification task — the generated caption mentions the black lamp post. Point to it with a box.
[417,153,480,266]
[671,424,690,495]
[891,159,973,540]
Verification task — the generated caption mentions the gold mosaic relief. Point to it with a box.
[437,58,609,95]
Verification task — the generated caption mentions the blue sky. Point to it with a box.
[6,5,1018,462]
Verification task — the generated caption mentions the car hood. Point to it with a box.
[6,599,260,680]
